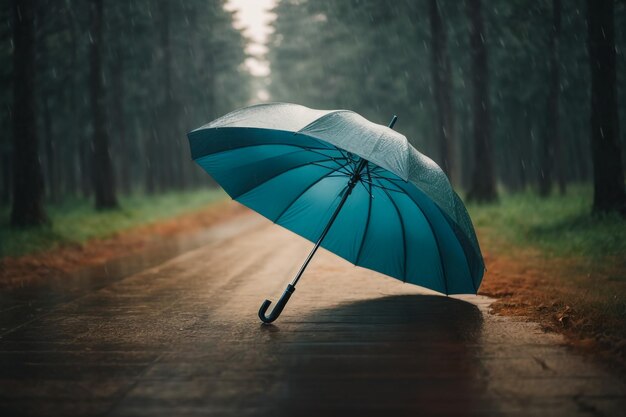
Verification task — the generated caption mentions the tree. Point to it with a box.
[539,0,563,197]
[89,0,118,209]
[1,3,13,206]
[466,0,496,202]
[586,0,626,215]
[157,0,178,191]
[0,0,249,204]
[264,0,625,197]
[269,1,433,154]
[428,0,455,182]
[10,0,47,226]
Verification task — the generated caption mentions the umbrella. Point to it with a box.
[188,103,485,323]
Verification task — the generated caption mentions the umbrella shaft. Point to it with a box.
[291,164,364,286]
[290,115,398,287]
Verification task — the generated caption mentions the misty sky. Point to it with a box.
[225,0,276,77]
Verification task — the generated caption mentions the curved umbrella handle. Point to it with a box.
[258,284,296,324]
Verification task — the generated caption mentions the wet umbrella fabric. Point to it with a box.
[188,103,485,322]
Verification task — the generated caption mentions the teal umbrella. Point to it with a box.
[188,103,484,323]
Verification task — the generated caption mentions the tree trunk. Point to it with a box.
[10,0,47,227]
[159,0,172,192]
[428,0,455,182]
[466,0,496,202]
[539,0,563,197]
[36,0,60,203]
[1,145,12,206]
[158,0,182,191]
[65,2,80,197]
[586,0,625,215]
[145,1,173,194]
[89,0,118,209]
[42,95,57,202]
[111,53,131,195]
[78,2,92,199]
[145,143,156,193]
[79,136,92,198]
[517,107,529,191]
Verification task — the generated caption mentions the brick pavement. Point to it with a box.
[0,215,624,416]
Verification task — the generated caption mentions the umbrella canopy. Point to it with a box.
[188,103,485,321]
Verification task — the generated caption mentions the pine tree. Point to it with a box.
[587,0,626,215]
[89,0,118,209]
[466,0,497,202]
[10,0,47,226]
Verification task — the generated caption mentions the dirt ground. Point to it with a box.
[477,229,626,374]
[0,200,247,290]
[1,200,624,374]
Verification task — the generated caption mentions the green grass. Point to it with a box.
[0,188,227,258]
[467,185,626,262]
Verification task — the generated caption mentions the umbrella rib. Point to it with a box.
[376,176,423,196]
[336,147,351,161]
[309,162,353,176]
[354,164,373,266]
[308,161,350,174]
[377,175,403,182]
[379,187,408,283]
[325,174,352,179]
[419,207,449,295]
[369,170,403,183]
[232,156,347,200]
[361,179,404,194]
[273,160,352,224]
[368,168,409,185]
[303,147,348,160]
[380,178,450,294]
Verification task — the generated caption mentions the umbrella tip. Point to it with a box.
[388,115,398,129]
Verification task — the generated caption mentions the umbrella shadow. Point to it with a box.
[265,294,488,416]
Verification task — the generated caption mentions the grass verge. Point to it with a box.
[468,185,626,371]
[468,185,626,260]
[0,188,227,258]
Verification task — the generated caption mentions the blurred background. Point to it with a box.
[2,1,626,403]
[0,0,625,377]
[0,0,625,232]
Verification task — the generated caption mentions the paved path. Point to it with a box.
[1,214,625,416]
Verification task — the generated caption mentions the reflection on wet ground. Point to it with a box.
[269,295,486,416]
[0,216,263,334]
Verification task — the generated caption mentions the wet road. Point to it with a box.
[1,214,625,416]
